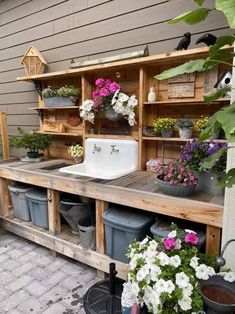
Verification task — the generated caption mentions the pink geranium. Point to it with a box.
[99,87,109,97]
[163,237,177,250]
[184,232,199,245]
[109,82,120,93]
[92,91,99,100]
[95,78,105,87]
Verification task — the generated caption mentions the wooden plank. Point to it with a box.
[0,178,10,217]
[0,112,10,160]
[47,189,61,235]
[0,216,128,280]
[168,83,195,98]
[206,225,221,257]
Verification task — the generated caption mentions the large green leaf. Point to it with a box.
[216,168,235,188]
[154,59,206,80]
[200,147,228,172]
[168,8,209,25]
[216,102,235,142]
[194,0,205,6]
[215,0,235,29]
[209,35,235,58]
[199,114,221,141]
[204,87,231,104]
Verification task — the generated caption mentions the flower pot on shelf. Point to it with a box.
[179,127,193,139]
[44,96,78,107]
[197,172,224,196]
[161,128,173,138]
[27,151,40,159]
[104,107,123,121]
[156,176,197,197]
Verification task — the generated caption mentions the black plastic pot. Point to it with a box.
[27,151,40,158]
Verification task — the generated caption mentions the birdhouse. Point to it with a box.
[20,46,47,76]
[214,70,232,97]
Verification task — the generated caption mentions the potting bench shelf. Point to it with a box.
[0,158,223,279]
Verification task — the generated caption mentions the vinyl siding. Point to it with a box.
[0,0,231,137]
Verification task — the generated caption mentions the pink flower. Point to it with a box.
[95,78,105,87]
[184,232,199,245]
[109,82,120,93]
[178,165,185,173]
[92,91,99,100]
[163,237,177,250]
[105,79,111,86]
[99,87,109,96]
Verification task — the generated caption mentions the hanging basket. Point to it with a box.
[104,108,123,121]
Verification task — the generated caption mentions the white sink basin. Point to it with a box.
[59,138,138,180]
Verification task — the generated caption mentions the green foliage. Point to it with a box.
[42,85,80,98]
[216,168,235,188]
[10,128,53,152]
[215,0,235,29]
[203,87,231,104]
[200,147,228,172]
[194,0,205,6]
[168,8,209,25]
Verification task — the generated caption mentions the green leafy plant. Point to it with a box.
[10,128,53,152]
[42,85,80,98]
[153,118,175,134]
[154,0,235,187]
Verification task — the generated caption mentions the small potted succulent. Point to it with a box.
[153,117,175,137]
[10,127,53,159]
[67,144,84,163]
[42,85,80,107]
[177,119,193,139]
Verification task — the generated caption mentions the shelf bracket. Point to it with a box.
[33,80,43,100]
[35,109,44,122]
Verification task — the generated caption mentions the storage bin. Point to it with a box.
[78,216,96,250]
[59,194,88,233]
[9,183,33,221]
[150,219,206,250]
[26,189,48,229]
[103,206,153,263]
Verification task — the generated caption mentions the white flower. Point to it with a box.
[185,229,197,234]
[111,89,120,105]
[143,286,161,313]
[118,92,129,102]
[128,118,136,126]
[168,230,177,238]
[149,264,161,281]
[157,252,169,266]
[190,256,199,269]
[154,279,167,294]
[169,255,181,268]
[195,264,215,280]
[175,272,190,288]
[183,283,193,297]
[136,264,149,281]
[128,95,138,108]
[121,282,138,307]
[165,280,175,294]
[131,282,140,296]
[140,237,149,246]
[148,240,158,251]
[224,271,235,282]
[175,239,182,249]
[129,253,143,270]
[178,295,192,311]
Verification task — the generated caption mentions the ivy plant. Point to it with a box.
[154,0,235,188]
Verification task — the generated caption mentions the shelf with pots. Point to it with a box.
[143,98,230,105]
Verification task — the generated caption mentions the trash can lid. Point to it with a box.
[103,207,153,229]
[25,188,47,201]
[9,183,33,193]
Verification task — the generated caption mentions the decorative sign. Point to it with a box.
[168,83,195,98]
[203,66,219,95]
[168,73,195,83]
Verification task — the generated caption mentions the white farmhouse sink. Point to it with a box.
[59,138,138,180]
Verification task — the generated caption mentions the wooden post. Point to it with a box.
[206,225,221,257]
[47,189,61,235]
[0,178,10,217]
[96,199,109,278]
[0,112,9,160]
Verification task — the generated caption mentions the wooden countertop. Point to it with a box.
[0,158,224,227]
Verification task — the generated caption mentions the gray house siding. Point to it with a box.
[0,0,230,138]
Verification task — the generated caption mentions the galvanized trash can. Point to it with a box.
[78,216,96,250]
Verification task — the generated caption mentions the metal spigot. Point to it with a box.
[92,144,101,154]
[216,238,235,267]
[110,145,119,154]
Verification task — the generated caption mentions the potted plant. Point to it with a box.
[42,85,80,107]
[194,117,219,140]
[79,78,138,126]
[10,128,53,159]
[122,225,216,313]
[153,118,175,137]
[153,160,198,197]
[180,140,227,195]
[67,144,84,163]
[177,119,193,139]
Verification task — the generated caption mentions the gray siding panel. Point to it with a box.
[0,0,229,137]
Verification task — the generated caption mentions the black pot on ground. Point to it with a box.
[27,151,40,159]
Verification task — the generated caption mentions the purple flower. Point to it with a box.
[163,237,177,250]
[95,78,105,87]
[99,87,109,97]
[109,82,120,93]
[184,232,199,245]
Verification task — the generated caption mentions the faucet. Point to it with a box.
[110,145,119,154]
[216,238,235,267]
[92,144,101,154]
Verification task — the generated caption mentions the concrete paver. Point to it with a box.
[0,231,100,313]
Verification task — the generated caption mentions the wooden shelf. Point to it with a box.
[144,98,230,105]
[29,106,79,110]
[84,134,139,140]
[37,131,82,137]
[142,136,228,143]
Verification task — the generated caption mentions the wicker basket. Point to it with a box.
[42,120,65,133]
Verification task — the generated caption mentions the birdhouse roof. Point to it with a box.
[214,70,232,88]
[20,46,47,65]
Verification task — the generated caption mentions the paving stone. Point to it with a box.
[61,262,86,277]
[0,287,12,303]
[0,244,12,254]
[12,261,35,276]
[44,270,68,288]
[61,289,84,311]
[0,290,30,312]
[28,266,52,281]
[24,280,51,297]
[0,234,16,246]
[42,302,68,314]
[46,256,67,272]
[6,274,34,292]
[39,285,69,306]
[0,258,21,271]
[10,239,30,249]
[21,243,38,252]
[17,296,46,314]
[34,246,50,256]
[17,251,37,263]
[7,248,26,259]
[7,309,24,314]
[0,270,17,285]
[35,254,54,267]
[0,253,10,263]
[0,267,3,272]
[61,275,82,291]
[78,308,86,314]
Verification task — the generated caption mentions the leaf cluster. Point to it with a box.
[42,85,80,98]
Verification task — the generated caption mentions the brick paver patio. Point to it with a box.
[0,231,99,313]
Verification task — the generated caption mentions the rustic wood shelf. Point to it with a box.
[29,106,79,110]
[144,99,230,105]
[142,136,228,143]
[37,131,82,137]
[85,134,139,140]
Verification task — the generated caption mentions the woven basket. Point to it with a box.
[42,120,65,133]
